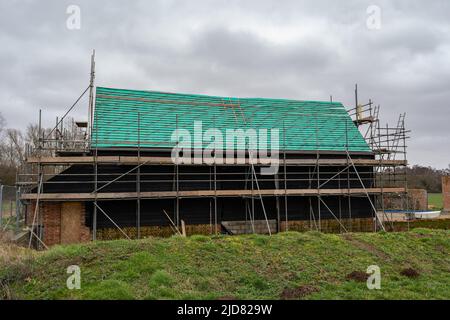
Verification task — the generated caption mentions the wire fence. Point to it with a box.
[0,184,23,231]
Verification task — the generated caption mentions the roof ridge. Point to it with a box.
[96,86,345,106]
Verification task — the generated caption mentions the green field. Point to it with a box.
[428,193,443,210]
[1,229,449,300]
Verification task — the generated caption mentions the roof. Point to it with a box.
[92,86,371,152]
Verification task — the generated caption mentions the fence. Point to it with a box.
[0,184,22,231]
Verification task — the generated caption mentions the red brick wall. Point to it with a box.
[443,176,450,214]
[408,189,428,211]
[384,189,427,210]
[79,203,91,242]
[281,217,375,233]
[25,201,36,226]
[42,202,62,246]
[27,201,90,246]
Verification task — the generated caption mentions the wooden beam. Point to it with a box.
[21,187,406,201]
[353,116,375,125]
[25,156,407,167]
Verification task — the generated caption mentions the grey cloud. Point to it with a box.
[188,28,336,75]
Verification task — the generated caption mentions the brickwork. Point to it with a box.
[221,220,277,235]
[80,204,91,242]
[281,217,375,233]
[408,189,428,210]
[27,201,90,246]
[443,176,450,215]
[25,201,35,226]
[384,189,427,211]
[96,224,220,240]
[42,202,62,246]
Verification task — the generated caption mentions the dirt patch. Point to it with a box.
[435,245,447,254]
[412,233,431,238]
[400,268,420,278]
[280,285,319,299]
[344,234,390,260]
[346,271,369,282]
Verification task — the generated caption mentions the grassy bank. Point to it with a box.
[1,229,449,300]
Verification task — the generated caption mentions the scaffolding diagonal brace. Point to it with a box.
[94,202,131,240]
[346,151,386,232]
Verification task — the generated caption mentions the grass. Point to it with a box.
[428,193,443,210]
[1,201,17,231]
[0,216,19,232]
[0,229,449,300]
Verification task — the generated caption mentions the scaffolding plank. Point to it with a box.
[21,187,406,201]
[353,116,375,125]
[25,156,407,166]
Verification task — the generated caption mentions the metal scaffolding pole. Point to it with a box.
[345,118,352,232]
[93,106,98,241]
[16,185,21,231]
[28,165,43,248]
[136,112,141,239]
[88,50,96,140]
[346,151,386,232]
[319,197,348,232]
[338,171,343,233]
[251,154,255,233]
[243,161,254,232]
[249,151,271,236]
[0,185,3,229]
[214,158,218,234]
[94,202,131,240]
[209,166,213,233]
[315,115,321,231]
[28,109,46,249]
[283,121,288,231]
[402,115,410,229]
[175,114,180,228]
[275,172,281,232]
[213,116,218,234]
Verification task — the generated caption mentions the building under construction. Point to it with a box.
[19,61,409,248]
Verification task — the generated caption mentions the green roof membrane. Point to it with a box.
[92,87,371,152]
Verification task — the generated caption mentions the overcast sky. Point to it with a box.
[0,0,449,168]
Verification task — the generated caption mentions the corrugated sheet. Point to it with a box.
[92,87,370,152]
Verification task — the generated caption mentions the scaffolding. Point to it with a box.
[17,57,409,247]
[347,85,410,227]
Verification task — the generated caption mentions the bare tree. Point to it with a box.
[25,123,41,151]
[2,129,24,166]
[0,112,5,133]
[0,112,4,152]
[0,115,23,185]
